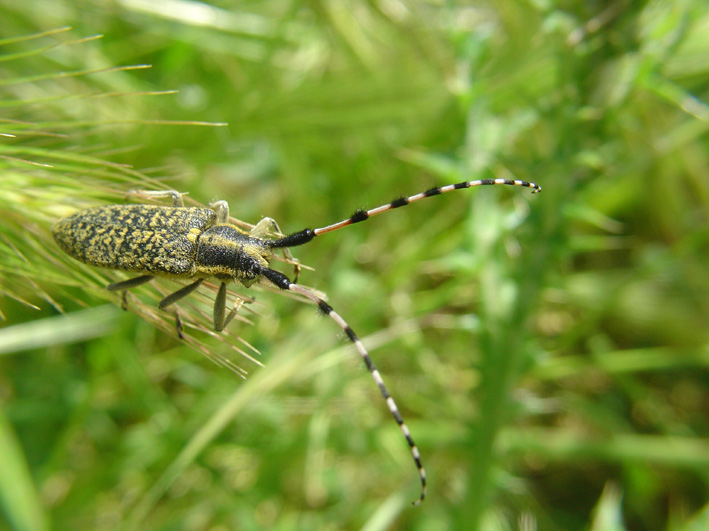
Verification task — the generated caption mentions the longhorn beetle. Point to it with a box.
[52,178,541,504]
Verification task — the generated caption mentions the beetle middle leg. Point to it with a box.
[158,279,204,338]
[158,279,204,310]
[107,275,155,309]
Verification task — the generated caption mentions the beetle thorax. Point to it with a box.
[194,224,271,285]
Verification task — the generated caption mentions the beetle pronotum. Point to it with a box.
[52,178,541,504]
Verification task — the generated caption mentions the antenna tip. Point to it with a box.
[411,494,425,506]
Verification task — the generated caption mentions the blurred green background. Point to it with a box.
[1,1,708,530]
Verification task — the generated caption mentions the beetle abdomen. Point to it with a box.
[52,205,217,276]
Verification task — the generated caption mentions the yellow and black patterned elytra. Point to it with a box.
[52,178,540,505]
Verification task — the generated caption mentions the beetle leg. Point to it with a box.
[251,217,302,283]
[107,274,155,295]
[223,299,244,330]
[212,282,246,331]
[126,189,185,207]
[175,313,184,340]
[157,279,204,338]
[158,279,204,310]
[249,217,278,239]
[214,281,228,331]
[210,200,230,223]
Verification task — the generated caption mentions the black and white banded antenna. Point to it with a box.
[261,177,541,505]
[267,178,540,248]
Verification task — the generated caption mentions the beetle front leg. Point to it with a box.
[214,282,245,332]
[251,217,302,283]
[214,282,228,332]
